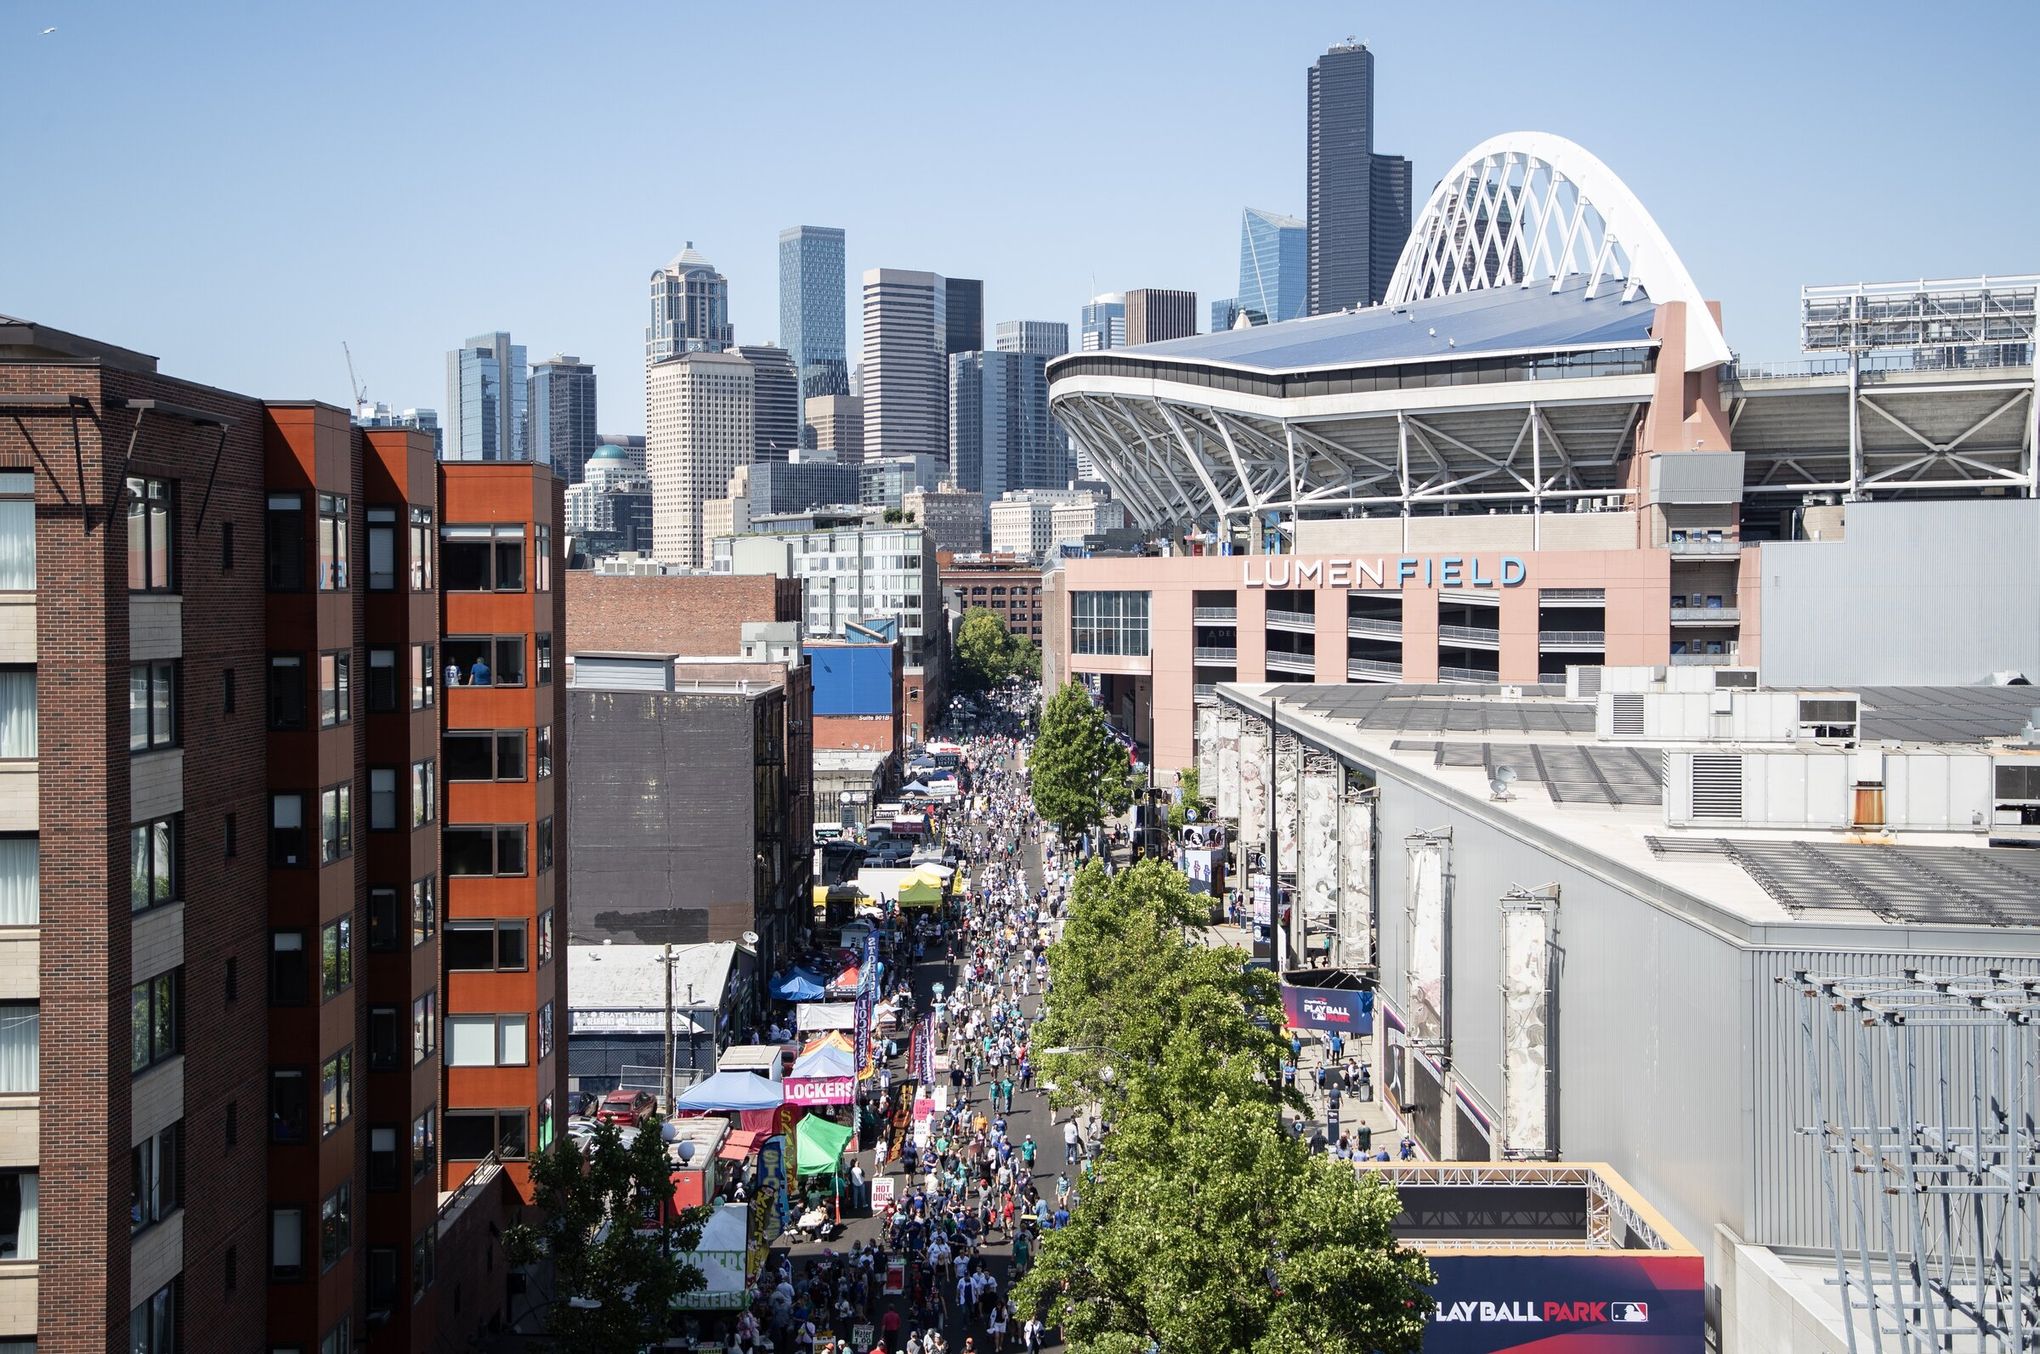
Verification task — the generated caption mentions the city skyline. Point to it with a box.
[4,3,2035,434]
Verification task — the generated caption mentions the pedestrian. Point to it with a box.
[1062,1119,1079,1166]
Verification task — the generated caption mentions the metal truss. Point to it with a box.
[1790,969,2040,1353]
[1364,1161,1677,1252]
[1386,132,1732,371]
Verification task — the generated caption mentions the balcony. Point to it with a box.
[1670,606,1740,624]
[1439,664,1502,683]
[1346,615,1403,640]
[1263,650,1317,675]
[1537,629,1606,649]
[1191,605,1237,622]
[1347,657,1403,682]
[1265,608,1316,632]
[1193,683,1217,703]
[1668,537,1741,557]
[1437,623,1501,648]
[1193,646,1238,664]
[1670,651,1735,666]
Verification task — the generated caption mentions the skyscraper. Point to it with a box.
[994,320,1070,357]
[803,395,864,464]
[647,350,754,567]
[1079,293,1126,351]
[944,277,985,355]
[861,269,948,462]
[355,402,444,456]
[1126,289,1198,345]
[777,225,848,402]
[1211,298,1247,332]
[1240,206,1308,323]
[951,350,1068,504]
[445,330,528,461]
[528,353,598,481]
[1307,41,1412,313]
[647,243,734,359]
[737,344,801,464]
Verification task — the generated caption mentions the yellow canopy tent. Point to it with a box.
[896,872,944,909]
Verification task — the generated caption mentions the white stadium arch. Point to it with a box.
[1385,132,1731,371]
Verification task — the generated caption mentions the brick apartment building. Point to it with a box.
[563,569,801,657]
[0,315,555,1352]
[939,553,1045,642]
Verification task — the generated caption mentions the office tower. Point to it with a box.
[1211,298,1245,332]
[1079,293,1126,351]
[566,445,656,557]
[950,350,1068,504]
[647,350,755,567]
[1240,206,1308,323]
[804,395,864,464]
[777,225,849,402]
[356,402,444,457]
[861,269,948,462]
[994,320,1070,357]
[1126,289,1198,345]
[737,344,801,463]
[1307,41,1412,313]
[446,330,528,461]
[944,278,985,355]
[647,243,734,360]
[592,434,648,476]
[528,353,599,481]
[859,454,944,511]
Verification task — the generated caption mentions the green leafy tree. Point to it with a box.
[954,606,1021,692]
[504,1116,708,1348]
[1030,680,1134,839]
[1166,766,1206,833]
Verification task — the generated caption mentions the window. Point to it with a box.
[129,660,177,751]
[443,635,524,687]
[408,506,434,591]
[411,759,435,826]
[1072,590,1150,657]
[368,1129,399,1192]
[536,908,554,967]
[320,1181,352,1271]
[536,634,553,685]
[446,1015,528,1067]
[316,493,348,591]
[367,648,398,712]
[368,887,400,951]
[535,524,552,591]
[271,1068,308,1143]
[225,1243,237,1292]
[0,472,34,591]
[222,667,236,714]
[366,506,397,590]
[320,1317,353,1354]
[0,669,32,761]
[130,815,178,913]
[445,730,525,782]
[320,917,352,999]
[411,1109,436,1180]
[537,816,554,875]
[444,825,526,877]
[267,654,307,730]
[369,768,397,831]
[445,921,527,972]
[269,932,308,1006]
[539,1095,556,1152]
[266,493,305,591]
[538,1002,555,1060]
[130,1121,182,1233]
[536,725,553,779]
[320,1049,353,1134]
[0,835,34,925]
[319,651,350,727]
[412,1227,436,1300]
[131,968,181,1073]
[271,1206,304,1279]
[270,793,307,867]
[411,991,436,1066]
[411,876,436,946]
[320,784,352,864]
[224,1100,236,1146]
[367,1007,400,1071]
[129,1278,174,1353]
[220,520,234,570]
[442,524,524,591]
[224,955,237,1001]
[0,1002,35,1092]
[411,643,436,709]
[445,1108,526,1160]
[127,476,174,592]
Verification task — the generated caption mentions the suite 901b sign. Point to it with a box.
[1240,555,1528,589]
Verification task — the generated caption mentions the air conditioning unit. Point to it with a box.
[1713,668,1759,690]
[1798,696,1860,743]
[1993,760,2040,831]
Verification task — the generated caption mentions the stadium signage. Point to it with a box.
[1241,555,1527,589]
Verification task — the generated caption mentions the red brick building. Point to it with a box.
[939,553,1044,642]
[564,570,800,656]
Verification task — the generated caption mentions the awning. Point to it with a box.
[672,1202,753,1309]
[797,1002,857,1032]
[672,1070,785,1113]
[792,1033,858,1079]
[717,1127,767,1162]
[769,969,827,1003]
[794,1113,855,1175]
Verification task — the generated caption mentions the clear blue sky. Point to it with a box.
[4,1,2033,433]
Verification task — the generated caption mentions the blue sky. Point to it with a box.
[3,1,2033,432]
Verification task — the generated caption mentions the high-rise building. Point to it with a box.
[356,402,444,457]
[950,351,1067,505]
[592,434,648,476]
[446,330,528,461]
[861,269,948,462]
[803,395,864,464]
[737,345,801,464]
[1307,41,1412,313]
[1211,298,1250,332]
[1079,294,1126,352]
[647,243,734,360]
[777,225,848,403]
[647,350,755,567]
[944,278,984,355]
[904,486,987,555]
[994,320,1069,357]
[528,354,599,481]
[859,454,944,511]
[1126,289,1198,345]
[1240,206,1308,323]
[565,445,655,557]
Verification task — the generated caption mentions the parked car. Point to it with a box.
[595,1090,650,1127]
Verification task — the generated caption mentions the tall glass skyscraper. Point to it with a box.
[949,351,1067,503]
[994,320,1069,357]
[736,344,801,464]
[778,225,848,404]
[1239,207,1307,324]
[528,354,598,480]
[444,330,528,461]
[1307,42,1412,314]
[944,278,984,355]
[647,243,734,359]
[1079,293,1126,351]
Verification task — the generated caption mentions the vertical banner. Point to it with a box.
[1196,706,1220,804]
[1338,793,1374,968]
[1406,834,1449,1047]
[1237,720,1267,852]
[912,1014,935,1084]
[1500,889,1557,1157]
[1300,761,1339,951]
[855,932,880,1073]
[757,1135,789,1230]
[1273,734,1301,877]
[1215,711,1242,822]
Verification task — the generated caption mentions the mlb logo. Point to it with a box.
[1611,1302,1649,1323]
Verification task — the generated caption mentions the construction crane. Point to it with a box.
[342,341,368,415]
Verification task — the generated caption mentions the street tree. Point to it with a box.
[1029,680,1133,839]
[1166,765,1206,832]
[954,606,1022,692]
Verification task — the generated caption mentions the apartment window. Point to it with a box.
[0,835,36,925]
[127,476,175,592]
[316,493,348,591]
[1072,589,1150,656]
[537,816,554,874]
[266,492,306,591]
[270,793,307,867]
[0,473,34,592]
[446,1014,527,1067]
[538,1002,555,1060]
[368,887,400,951]
[319,650,350,727]
[411,759,436,826]
[445,920,527,972]
[412,1227,436,1300]
[0,1002,35,1092]
[445,729,525,782]
[320,916,352,999]
[368,1128,399,1192]
[536,725,553,778]
[130,815,178,913]
[129,1277,174,1353]
[271,1206,305,1279]
[444,825,526,877]
[536,634,553,685]
[411,876,436,946]
[320,1048,353,1135]
[320,784,352,864]
[536,907,554,966]
[222,666,236,714]
[445,1108,526,1160]
[366,506,397,590]
[130,968,181,1073]
[319,1181,352,1270]
[129,660,177,751]
[409,506,434,591]
[442,524,524,591]
[411,642,436,709]
[411,990,436,1066]
[267,654,307,730]
[444,635,524,687]
[535,524,552,591]
[369,768,397,831]
[269,932,308,1006]
[367,1007,400,1071]
[411,1108,436,1180]
[271,1068,308,1143]
[0,669,32,761]
[367,648,398,712]
[130,1121,182,1234]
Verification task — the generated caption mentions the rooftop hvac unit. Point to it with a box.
[1713,668,1759,689]
[1994,760,2040,829]
[1566,666,1604,700]
[1798,696,1860,743]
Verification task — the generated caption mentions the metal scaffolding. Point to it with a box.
[1790,969,2040,1352]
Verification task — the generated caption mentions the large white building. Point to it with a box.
[989,487,1117,559]
[647,350,753,567]
[861,269,948,463]
[712,524,942,667]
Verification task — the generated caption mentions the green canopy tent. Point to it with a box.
[793,1111,858,1221]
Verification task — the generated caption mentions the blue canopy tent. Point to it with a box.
[673,1070,786,1113]
[769,969,828,1002]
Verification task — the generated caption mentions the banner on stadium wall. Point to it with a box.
[1280,983,1374,1034]
[1421,1253,1705,1353]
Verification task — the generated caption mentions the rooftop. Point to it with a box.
[567,941,736,1035]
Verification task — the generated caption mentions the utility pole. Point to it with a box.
[662,942,676,1112]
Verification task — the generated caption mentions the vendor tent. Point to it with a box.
[793,1113,855,1175]
[672,1070,785,1113]
[672,1202,752,1310]
[791,1033,858,1079]
[796,1001,857,1032]
[896,874,943,909]
[769,969,827,1002]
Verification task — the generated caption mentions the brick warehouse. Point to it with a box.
[563,569,800,657]
[0,315,562,1351]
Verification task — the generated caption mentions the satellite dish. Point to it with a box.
[741,930,760,947]
[1489,765,1518,800]
[1495,765,1519,785]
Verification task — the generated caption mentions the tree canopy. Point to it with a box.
[954,606,1031,692]
[1166,765,1206,833]
[1029,680,1134,839]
